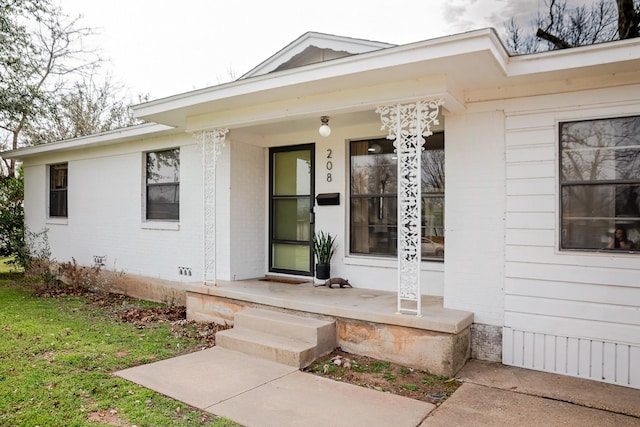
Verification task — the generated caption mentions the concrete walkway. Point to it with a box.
[116,347,433,427]
[116,350,640,427]
[423,360,640,426]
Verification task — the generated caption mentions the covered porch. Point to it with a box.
[185,278,473,377]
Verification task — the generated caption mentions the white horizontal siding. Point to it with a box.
[506,278,640,307]
[506,295,640,326]
[506,261,640,287]
[506,229,556,246]
[506,145,556,163]
[506,161,555,179]
[506,245,640,270]
[506,178,555,196]
[506,194,555,213]
[505,112,557,130]
[502,90,640,389]
[506,212,556,230]
[504,127,554,147]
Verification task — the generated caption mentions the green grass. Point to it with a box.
[0,257,21,273]
[352,359,390,373]
[0,275,237,426]
[421,377,435,386]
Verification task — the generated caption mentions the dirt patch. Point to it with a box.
[113,302,228,348]
[87,409,126,426]
[304,349,461,405]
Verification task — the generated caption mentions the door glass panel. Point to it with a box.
[274,198,311,241]
[274,150,311,196]
[272,243,311,271]
[270,145,314,275]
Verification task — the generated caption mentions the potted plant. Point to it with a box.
[313,231,336,280]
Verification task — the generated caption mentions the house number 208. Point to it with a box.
[326,149,333,182]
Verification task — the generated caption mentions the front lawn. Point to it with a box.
[0,274,236,426]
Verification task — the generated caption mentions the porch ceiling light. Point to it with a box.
[319,116,331,137]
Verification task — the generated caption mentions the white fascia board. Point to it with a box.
[2,123,177,160]
[507,38,640,76]
[133,28,508,124]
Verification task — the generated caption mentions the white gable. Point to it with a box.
[240,31,394,78]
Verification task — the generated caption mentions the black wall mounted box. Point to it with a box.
[316,193,340,206]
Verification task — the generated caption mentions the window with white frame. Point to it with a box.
[146,148,180,220]
[349,133,445,260]
[560,115,640,252]
[49,163,68,218]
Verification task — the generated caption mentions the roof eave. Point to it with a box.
[2,123,177,160]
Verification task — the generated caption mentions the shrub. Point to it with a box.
[18,228,60,290]
[0,169,24,264]
[59,257,102,292]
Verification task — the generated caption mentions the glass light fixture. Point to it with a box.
[319,116,331,137]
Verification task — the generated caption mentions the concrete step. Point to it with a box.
[234,308,336,356]
[215,327,317,368]
[215,308,337,368]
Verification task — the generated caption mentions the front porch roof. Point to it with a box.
[132,28,509,130]
[132,28,640,133]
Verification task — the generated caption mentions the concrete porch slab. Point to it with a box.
[185,279,472,334]
[185,279,473,376]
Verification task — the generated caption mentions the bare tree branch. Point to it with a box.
[506,0,639,54]
[536,27,573,48]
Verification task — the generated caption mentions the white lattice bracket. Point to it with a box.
[194,128,228,285]
[376,99,443,316]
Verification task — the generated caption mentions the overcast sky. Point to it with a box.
[55,0,590,100]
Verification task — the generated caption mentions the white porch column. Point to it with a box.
[194,128,228,285]
[376,99,443,316]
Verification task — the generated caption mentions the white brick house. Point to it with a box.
[4,30,640,388]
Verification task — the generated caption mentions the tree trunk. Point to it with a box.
[617,0,639,39]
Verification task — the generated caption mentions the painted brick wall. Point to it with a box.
[230,139,266,280]
[22,134,204,283]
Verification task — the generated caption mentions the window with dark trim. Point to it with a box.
[560,116,640,252]
[49,163,68,218]
[349,133,445,260]
[146,148,180,220]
